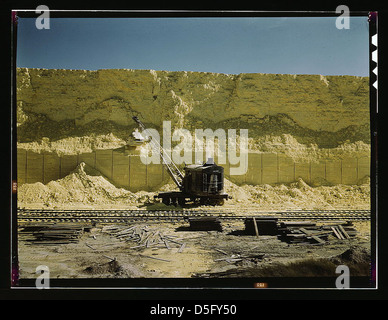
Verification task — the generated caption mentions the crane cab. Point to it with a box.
[183,158,225,196]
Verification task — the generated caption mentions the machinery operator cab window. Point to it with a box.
[203,172,223,194]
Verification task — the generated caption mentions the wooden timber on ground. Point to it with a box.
[18,223,91,245]
[243,218,358,245]
[244,217,279,236]
[277,221,358,244]
[188,217,223,231]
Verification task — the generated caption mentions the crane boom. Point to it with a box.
[132,116,184,190]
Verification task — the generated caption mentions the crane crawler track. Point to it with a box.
[17,208,371,224]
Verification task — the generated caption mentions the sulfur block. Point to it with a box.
[26,151,44,183]
[261,153,278,184]
[43,153,60,183]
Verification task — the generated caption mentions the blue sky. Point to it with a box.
[16,16,370,76]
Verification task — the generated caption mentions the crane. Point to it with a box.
[132,116,229,206]
[132,116,184,190]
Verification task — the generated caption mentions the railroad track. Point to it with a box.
[17,208,371,224]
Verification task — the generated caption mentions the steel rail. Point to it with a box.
[17,208,371,223]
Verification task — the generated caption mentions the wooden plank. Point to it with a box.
[147,231,159,245]
[321,221,348,227]
[334,226,345,239]
[214,248,228,255]
[286,234,306,238]
[130,243,146,249]
[163,239,171,250]
[311,235,326,244]
[102,255,116,261]
[178,243,186,253]
[280,221,316,227]
[338,225,350,239]
[214,257,231,262]
[310,230,333,237]
[299,228,311,235]
[331,226,342,239]
[165,238,184,246]
[253,217,259,238]
[115,226,136,235]
[226,258,243,263]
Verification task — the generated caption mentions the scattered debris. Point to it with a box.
[102,224,186,252]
